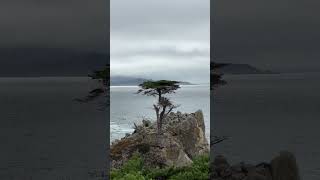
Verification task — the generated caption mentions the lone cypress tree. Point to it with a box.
[88,64,109,87]
[211,62,228,90]
[137,80,180,134]
[75,64,109,104]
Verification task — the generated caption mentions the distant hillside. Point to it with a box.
[216,63,275,74]
[111,76,194,86]
[178,81,195,85]
[111,76,149,86]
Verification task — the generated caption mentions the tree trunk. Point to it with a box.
[153,104,160,134]
[159,106,167,134]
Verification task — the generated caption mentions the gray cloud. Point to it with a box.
[0,0,108,76]
[112,46,209,59]
[0,0,209,78]
[0,0,108,50]
[111,0,210,83]
[213,0,320,72]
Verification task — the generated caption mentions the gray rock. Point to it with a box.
[213,155,231,177]
[243,173,268,180]
[110,110,208,168]
[214,155,229,167]
[142,119,151,127]
[270,151,300,180]
[230,173,246,180]
[221,167,232,178]
[230,163,243,173]
[242,163,256,174]
[212,151,299,180]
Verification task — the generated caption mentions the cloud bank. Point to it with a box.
[111,0,210,83]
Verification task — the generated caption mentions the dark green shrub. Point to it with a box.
[110,153,209,180]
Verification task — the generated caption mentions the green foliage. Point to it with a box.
[137,80,180,97]
[89,65,109,80]
[211,62,227,90]
[110,153,146,180]
[137,80,181,134]
[139,80,180,89]
[168,155,209,180]
[76,65,109,104]
[110,153,209,180]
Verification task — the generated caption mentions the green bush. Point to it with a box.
[111,153,209,180]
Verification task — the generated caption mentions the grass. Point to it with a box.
[110,153,209,180]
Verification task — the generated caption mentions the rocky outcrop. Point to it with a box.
[270,151,300,180]
[110,110,209,169]
[211,151,300,180]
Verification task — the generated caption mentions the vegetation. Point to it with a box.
[211,62,228,90]
[137,80,180,134]
[111,153,209,180]
[88,64,109,86]
[75,64,109,104]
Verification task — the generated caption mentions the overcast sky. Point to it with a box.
[2,0,320,76]
[111,0,210,83]
[213,0,320,72]
[0,0,108,51]
[0,0,108,76]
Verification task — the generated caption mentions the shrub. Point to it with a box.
[110,153,209,180]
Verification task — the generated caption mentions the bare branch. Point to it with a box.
[165,105,176,117]
[212,137,228,145]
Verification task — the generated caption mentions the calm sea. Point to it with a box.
[213,73,320,180]
[0,77,107,180]
[110,85,210,142]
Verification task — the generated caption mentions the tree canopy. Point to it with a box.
[137,80,180,101]
[75,64,109,104]
[137,80,181,134]
[211,62,227,89]
[88,64,109,86]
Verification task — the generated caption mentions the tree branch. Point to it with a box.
[212,137,228,145]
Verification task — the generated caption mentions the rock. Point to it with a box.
[142,119,151,127]
[230,172,246,180]
[212,158,273,180]
[243,173,268,180]
[110,110,209,168]
[270,151,300,180]
[255,163,272,179]
[212,151,299,180]
[220,167,232,178]
[213,155,230,172]
[230,163,244,173]
[242,163,256,174]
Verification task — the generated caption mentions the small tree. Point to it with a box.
[211,62,229,146]
[137,80,180,134]
[75,64,109,106]
[211,62,228,90]
[88,65,109,87]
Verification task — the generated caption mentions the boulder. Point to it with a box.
[270,151,300,180]
[110,110,209,169]
[211,151,300,180]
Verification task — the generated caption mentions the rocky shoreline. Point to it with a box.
[110,110,300,180]
[211,151,300,180]
[110,110,209,169]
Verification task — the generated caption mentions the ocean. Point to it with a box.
[110,85,210,142]
[213,73,320,180]
[0,77,107,180]
[4,73,318,179]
